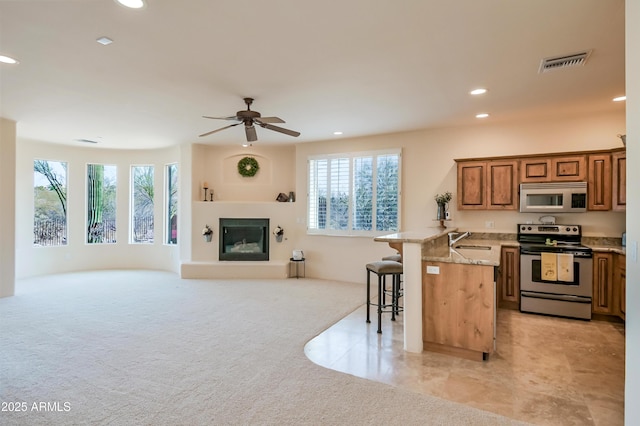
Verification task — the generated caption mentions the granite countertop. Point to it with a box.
[376,229,626,265]
[585,244,626,255]
[374,227,454,244]
[422,238,504,266]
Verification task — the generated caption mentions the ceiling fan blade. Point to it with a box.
[202,115,239,121]
[199,122,241,137]
[255,116,285,124]
[245,125,258,142]
[260,123,300,137]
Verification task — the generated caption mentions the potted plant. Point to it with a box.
[434,191,452,220]
[202,224,213,242]
[273,225,284,243]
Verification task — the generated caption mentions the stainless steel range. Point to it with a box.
[518,224,593,320]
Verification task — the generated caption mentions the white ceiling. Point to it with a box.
[0,0,626,149]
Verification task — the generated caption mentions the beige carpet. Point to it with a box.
[0,270,528,425]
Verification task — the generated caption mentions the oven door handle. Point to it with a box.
[521,291,591,303]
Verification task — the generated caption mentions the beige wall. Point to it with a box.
[15,139,181,279]
[294,110,626,283]
[0,118,16,297]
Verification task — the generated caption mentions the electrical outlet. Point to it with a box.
[445,211,451,220]
[485,221,495,229]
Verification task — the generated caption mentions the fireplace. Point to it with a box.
[219,218,269,261]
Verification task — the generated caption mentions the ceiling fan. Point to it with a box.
[199,97,300,142]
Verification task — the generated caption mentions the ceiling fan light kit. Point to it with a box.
[200,98,300,142]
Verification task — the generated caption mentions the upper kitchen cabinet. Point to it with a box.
[520,155,587,183]
[456,160,518,210]
[612,149,626,211]
[587,154,612,211]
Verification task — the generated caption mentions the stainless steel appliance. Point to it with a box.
[519,182,587,213]
[518,224,593,320]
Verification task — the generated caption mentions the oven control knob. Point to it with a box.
[573,227,578,232]
[566,227,571,232]
[528,226,532,230]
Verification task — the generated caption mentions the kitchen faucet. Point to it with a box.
[448,231,471,247]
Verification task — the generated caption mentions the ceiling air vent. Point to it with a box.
[538,50,592,73]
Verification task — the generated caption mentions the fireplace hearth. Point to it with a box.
[219,218,269,261]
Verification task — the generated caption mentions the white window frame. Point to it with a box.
[307,148,401,237]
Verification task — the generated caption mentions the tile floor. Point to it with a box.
[305,305,625,426]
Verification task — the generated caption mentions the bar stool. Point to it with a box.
[381,253,402,315]
[366,260,403,334]
[382,253,402,262]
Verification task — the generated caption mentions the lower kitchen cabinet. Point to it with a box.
[499,246,520,310]
[592,252,614,315]
[592,251,626,320]
[616,254,626,320]
[423,261,495,360]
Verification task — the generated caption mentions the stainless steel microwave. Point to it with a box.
[519,182,587,213]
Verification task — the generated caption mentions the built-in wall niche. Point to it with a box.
[194,143,295,202]
[219,218,269,261]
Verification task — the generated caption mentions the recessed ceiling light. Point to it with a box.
[613,96,626,102]
[75,138,99,144]
[115,0,145,8]
[96,37,113,46]
[0,55,19,64]
[333,131,343,135]
[470,88,487,95]
[476,113,490,119]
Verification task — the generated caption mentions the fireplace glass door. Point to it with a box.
[219,218,269,261]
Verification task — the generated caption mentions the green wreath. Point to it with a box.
[237,156,259,177]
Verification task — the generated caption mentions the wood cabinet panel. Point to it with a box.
[552,156,587,181]
[499,246,520,309]
[487,161,518,210]
[616,254,626,319]
[457,160,518,210]
[588,154,612,210]
[612,151,626,211]
[457,161,486,209]
[520,155,586,183]
[423,262,495,354]
[521,158,551,182]
[592,252,614,315]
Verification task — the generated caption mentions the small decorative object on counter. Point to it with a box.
[202,224,213,242]
[276,192,289,202]
[288,191,295,202]
[292,249,304,260]
[209,190,214,202]
[434,191,452,221]
[618,134,626,147]
[273,225,284,242]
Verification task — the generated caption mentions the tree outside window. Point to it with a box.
[131,165,154,244]
[166,164,178,245]
[34,160,67,246]
[87,164,117,244]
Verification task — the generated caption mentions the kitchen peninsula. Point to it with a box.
[375,228,504,361]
